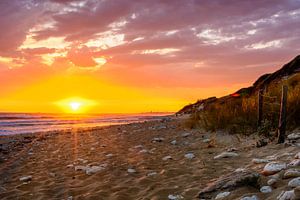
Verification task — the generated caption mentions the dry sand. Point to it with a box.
[0,117,299,199]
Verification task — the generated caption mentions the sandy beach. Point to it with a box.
[0,117,299,200]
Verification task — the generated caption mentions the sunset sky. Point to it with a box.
[0,0,300,113]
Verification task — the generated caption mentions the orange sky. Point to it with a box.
[0,0,299,113]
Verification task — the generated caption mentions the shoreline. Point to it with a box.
[0,117,299,199]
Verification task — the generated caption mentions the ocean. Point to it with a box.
[0,113,171,135]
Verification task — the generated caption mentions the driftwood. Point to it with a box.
[198,169,261,199]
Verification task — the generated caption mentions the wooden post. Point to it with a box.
[257,89,263,127]
[277,85,288,144]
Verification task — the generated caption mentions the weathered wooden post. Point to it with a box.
[257,89,263,127]
[277,85,288,143]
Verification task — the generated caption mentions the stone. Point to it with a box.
[184,153,195,159]
[262,162,287,175]
[252,158,270,164]
[19,176,32,182]
[168,194,183,200]
[294,186,300,198]
[74,165,87,171]
[139,149,148,153]
[67,164,74,168]
[203,139,211,143]
[86,166,105,175]
[134,145,143,149]
[147,172,157,176]
[198,169,260,199]
[215,191,230,199]
[289,159,300,167]
[214,152,239,159]
[284,169,300,179]
[277,190,295,200]
[152,137,165,142]
[288,177,300,188]
[162,156,172,161]
[127,168,136,173]
[171,140,177,145]
[106,153,113,158]
[49,172,56,177]
[267,178,278,186]
[295,152,300,159]
[260,186,272,193]
[240,195,259,200]
[287,133,300,140]
[181,132,191,137]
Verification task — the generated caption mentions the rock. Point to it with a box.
[162,156,172,161]
[284,169,300,179]
[203,139,211,143]
[171,140,177,145]
[295,152,300,159]
[214,152,239,159]
[288,133,300,140]
[262,162,287,175]
[240,195,259,200]
[295,186,300,198]
[289,159,300,167]
[184,153,195,159]
[67,164,74,168]
[252,158,270,164]
[74,165,87,171]
[181,132,191,137]
[256,139,268,148]
[134,145,143,149]
[86,166,105,175]
[127,168,136,173]
[267,178,278,186]
[106,153,113,158]
[260,185,272,193]
[168,194,183,200]
[227,147,238,152]
[288,177,300,188]
[152,137,165,142]
[139,149,148,153]
[19,176,32,182]
[49,172,56,177]
[147,172,157,176]
[215,191,230,199]
[198,169,260,199]
[277,190,295,200]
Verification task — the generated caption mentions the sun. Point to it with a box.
[70,102,81,111]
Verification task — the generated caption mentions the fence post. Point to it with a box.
[277,85,288,144]
[257,89,263,127]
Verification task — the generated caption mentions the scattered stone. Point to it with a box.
[49,172,56,177]
[162,156,172,161]
[262,162,287,175]
[171,140,177,145]
[198,169,260,199]
[287,133,300,140]
[288,177,300,188]
[127,168,136,173]
[181,132,191,137]
[139,149,148,153]
[147,172,158,176]
[240,195,259,200]
[288,159,300,167]
[86,166,105,175]
[267,178,278,186]
[295,186,300,198]
[152,137,165,142]
[134,145,143,149]
[284,169,300,179]
[227,147,238,152]
[202,139,211,143]
[277,190,295,200]
[295,152,300,159]
[184,153,195,159]
[67,196,73,200]
[77,158,88,164]
[19,176,32,182]
[106,153,113,158]
[67,164,74,168]
[214,152,239,159]
[215,191,230,199]
[75,165,87,171]
[260,186,272,193]
[252,158,270,164]
[168,194,183,200]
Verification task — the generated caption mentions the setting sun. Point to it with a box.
[70,102,81,111]
[54,97,97,113]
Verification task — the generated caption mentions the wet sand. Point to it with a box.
[0,117,299,199]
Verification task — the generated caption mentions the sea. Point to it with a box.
[0,113,172,135]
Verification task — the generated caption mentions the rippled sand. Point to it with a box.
[0,118,297,199]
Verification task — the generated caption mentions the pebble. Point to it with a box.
[284,169,300,179]
[287,133,300,140]
[215,191,230,199]
[295,152,300,159]
[262,162,287,175]
[162,155,172,161]
[171,140,177,145]
[181,132,191,137]
[252,158,269,164]
[168,194,184,200]
[106,153,113,158]
[260,186,272,193]
[288,159,300,167]
[152,137,165,142]
[86,166,105,175]
[49,172,56,177]
[127,168,136,173]
[214,152,239,159]
[184,153,195,159]
[240,195,259,200]
[147,172,158,176]
[202,139,211,143]
[277,190,295,200]
[288,177,300,187]
[74,165,87,171]
[134,145,143,149]
[19,176,32,182]
[67,164,74,168]
[267,178,278,186]
[139,149,148,153]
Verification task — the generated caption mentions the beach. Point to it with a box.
[0,116,300,200]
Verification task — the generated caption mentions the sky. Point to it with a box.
[0,0,300,113]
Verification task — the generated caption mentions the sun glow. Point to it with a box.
[54,97,97,113]
[70,102,81,111]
